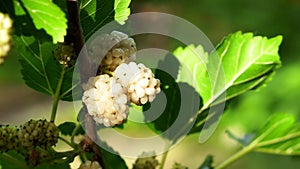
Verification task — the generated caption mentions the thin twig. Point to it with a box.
[65,0,105,168]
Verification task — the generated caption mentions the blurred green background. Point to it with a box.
[1,0,300,168]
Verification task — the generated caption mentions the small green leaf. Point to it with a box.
[252,113,300,155]
[34,163,70,169]
[58,122,76,136]
[15,35,81,101]
[198,155,214,169]
[0,151,29,169]
[20,0,67,43]
[58,122,84,136]
[225,130,255,146]
[114,0,131,25]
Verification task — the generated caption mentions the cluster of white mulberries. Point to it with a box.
[82,31,160,127]
[115,62,161,105]
[82,74,128,127]
[88,31,136,71]
[0,13,13,64]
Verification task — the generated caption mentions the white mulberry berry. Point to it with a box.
[78,161,102,169]
[82,74,129,127]
[88,31,136,71]
[0,13,13,64]
[115,62,161,105]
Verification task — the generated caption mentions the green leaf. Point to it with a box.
[0,151,29,169]
[58,122,84,136]
[198,155,214,169]
[175,32,282,108]
[144,55,201,142]
[114,0,131,25]
[99,142,128,169]
[173,44,208,99]
[15,35,81,101]
[34,163,70,169]
[252,113,300,155]
[58,122,76,135]
[79,0,115,39]
[174,32,282,133]
[19,0,67,43]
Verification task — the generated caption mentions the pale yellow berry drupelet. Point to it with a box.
[0,13,13,64]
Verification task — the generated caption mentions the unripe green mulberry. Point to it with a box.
[0,13,13,64]
[54,42,76,68]
[78,161,102,169]
[18,119,59,149]
[133,152,159,169]
[0,125,19,152]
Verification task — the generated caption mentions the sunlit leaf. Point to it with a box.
[114,0,131,25]
[174,32,282,134]
[174,32,282,108]
[252,113,300,155]
[20,0,67,43]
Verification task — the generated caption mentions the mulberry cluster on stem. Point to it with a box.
[18,119,59,149]
[132,152,159,169]
[0,13,13,64]
[115,62,161,105]
[0,125,19,152]
[83,31,161,127]
[82,74,129,127]
[88,31,137,71]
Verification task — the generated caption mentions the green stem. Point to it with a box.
[50,68,65,122]
[159,142,172,169]
[71,124,81,145]
[59,136,76,148]
[159,150,169,169]
[215,144,254,169]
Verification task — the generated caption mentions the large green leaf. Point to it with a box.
[175,32,282,109]
[173,32,282,133]
[20,0,67,43]
[252,113,300,155]
[114,0,131,25]
[15,35,81,101]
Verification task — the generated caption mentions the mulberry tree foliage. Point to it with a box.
[1,0,299,169]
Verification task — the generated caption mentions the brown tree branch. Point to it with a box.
[65,0,105,167]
